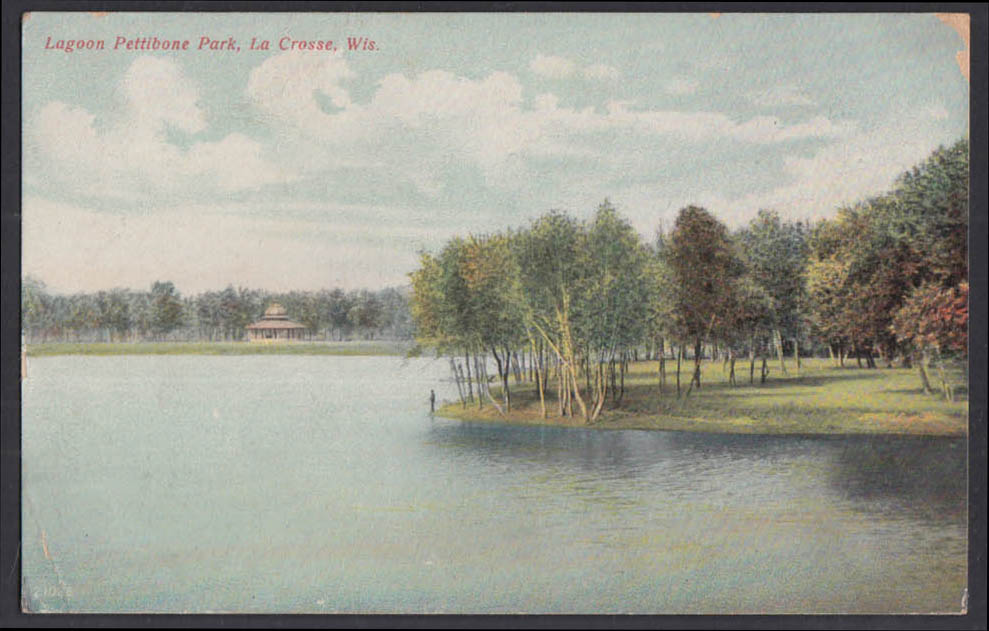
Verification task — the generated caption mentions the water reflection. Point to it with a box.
[424,421,663,478]
[424,421,967,527]
[825,436,966,523]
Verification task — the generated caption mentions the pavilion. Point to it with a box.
[246,303,308,342]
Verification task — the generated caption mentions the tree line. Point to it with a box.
[21,281,414,343]
[409,138,969,419]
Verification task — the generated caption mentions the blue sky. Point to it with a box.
[22,12,969,294]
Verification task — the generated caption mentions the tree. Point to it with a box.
[667,206,744,393]
[514,211,591,420]
[737,209,808,373]
[96,289,132,342]
[578,200,651,417]
[893,281,967,401]
[22,276,53,343]
[150,281,184,340]
[644,235,678,392]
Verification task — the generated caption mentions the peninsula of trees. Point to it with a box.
[409,139,969,422]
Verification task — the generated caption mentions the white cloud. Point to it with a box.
[651,112,953,227]
[22,197,450,293]
[244,53,859,199]
[582,63,620,80]
[530,54,577,79]
[925,103,950,120]
[748,85,816,108]
[731,115,856,144]
[664,77,698,95]
[30,56,293,200]
[120,56,207,134]
[247,50,362,140]
[530,55,619,81]
[603,101,853,144]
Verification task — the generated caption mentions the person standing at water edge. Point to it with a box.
[430,389,435,413]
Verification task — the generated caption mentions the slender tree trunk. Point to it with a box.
[532,339,546,419]
[692,338,703,390]
[541,346,548,394]
[658,337,666,391]
[619,353,626,405]
[585,349,592,394]
[774,329,787,374]
[933,348,954,402]
[760,357,769,384]
[749,336,756,385]
[916,349,932,394]
[793,338,800,375]
[450,357,465,407]
[557,363,565,416]
[511,352,522,384]
[728,348,736,386]
[475,353,484,409]
[608,357,618,408]
[676,344,682,397]
[503,346,513,411]
[684,340,701,399]
[481,359,504,415]
[464,349,474,402]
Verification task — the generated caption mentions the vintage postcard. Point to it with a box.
[20,10,972,615]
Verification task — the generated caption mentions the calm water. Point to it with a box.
[22,355,967,614]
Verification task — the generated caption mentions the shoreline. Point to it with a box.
[437,405,967,437]
[435,360,967,438]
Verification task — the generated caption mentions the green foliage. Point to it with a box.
[21,281,411,343]
[802,138,968,365]
[578,200,652,357]
[667,205,744,344]
[737,209,808,338]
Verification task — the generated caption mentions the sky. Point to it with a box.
[21,12,969,295]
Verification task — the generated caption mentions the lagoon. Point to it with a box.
[22,355,966,613]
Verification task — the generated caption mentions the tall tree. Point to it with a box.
[150,281,184,340]
[737,209,808,373]
[667,206,743,393]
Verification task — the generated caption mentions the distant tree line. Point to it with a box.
[410,138,969,419]
[21,281,414,343]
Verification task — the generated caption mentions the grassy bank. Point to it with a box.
[438,358,968,437]
[25,340,412,357]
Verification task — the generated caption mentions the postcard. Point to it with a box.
[20,10,971,614]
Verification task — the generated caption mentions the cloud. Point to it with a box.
[247,49,362,139]
[530,54,577,79]
[120,55,206,134]
[30,56,293,200]
[603,101,853,144]
[748,85,816,107]
[730,115,856,144]
[243,52,859,200]
[676,110,952,226]
[22,196,448,293]
[530,55,619,81]
[664,77,698,95]
[582,63,620,80]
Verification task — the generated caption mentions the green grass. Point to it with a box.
[25,340,412,357]
[438,358,968,437]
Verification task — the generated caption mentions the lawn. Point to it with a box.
[438,357,968,437]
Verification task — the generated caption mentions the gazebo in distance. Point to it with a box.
[246,303,308,342]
